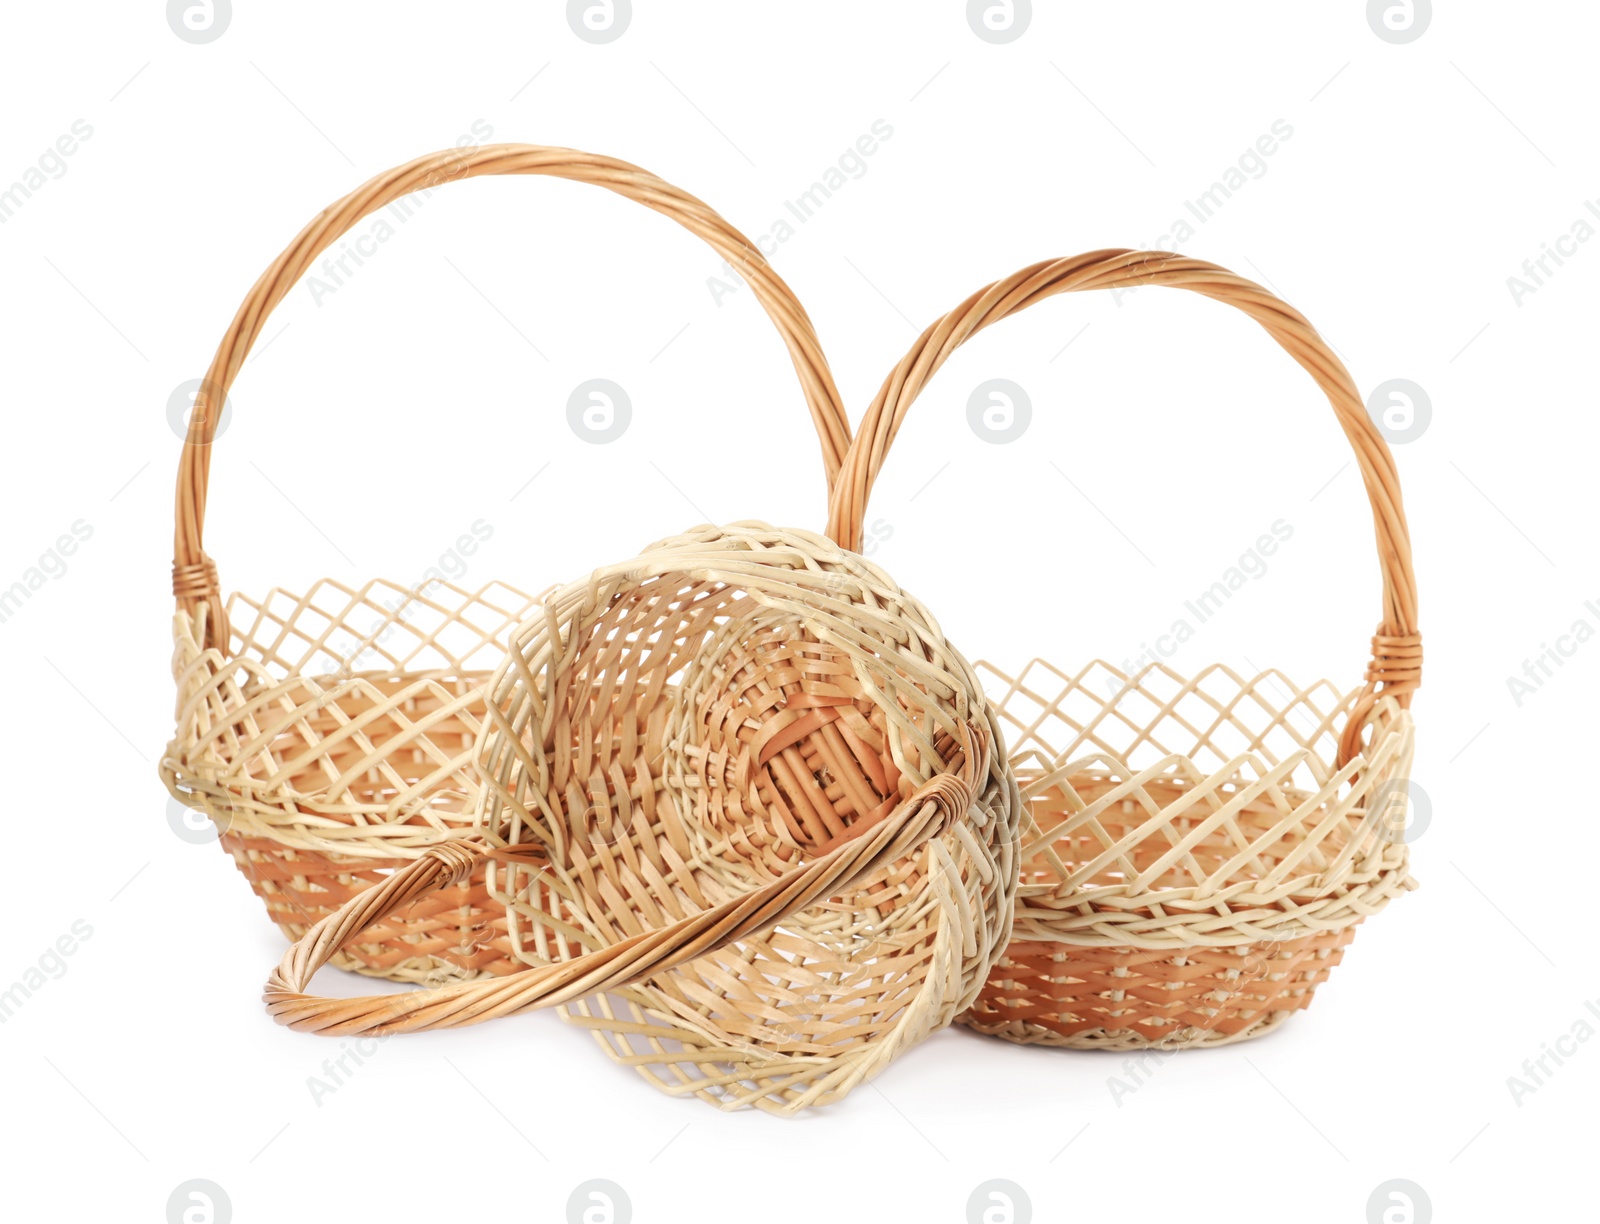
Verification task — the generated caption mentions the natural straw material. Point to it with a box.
[162,145,851,984]
[267,523,1020,1113]
[828,250,1421,1048]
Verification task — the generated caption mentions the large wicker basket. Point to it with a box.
[827,250,1421,1049]
[162,145,854,985]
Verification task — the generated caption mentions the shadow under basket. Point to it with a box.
[162,579,545,984]
[962,658,1417,1050]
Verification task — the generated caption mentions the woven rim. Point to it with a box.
[823,250,1420,767]
[172,143,851,651]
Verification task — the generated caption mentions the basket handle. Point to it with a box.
[175,144,851,653]
[824,250,1419,768]
[264,726,984,1035]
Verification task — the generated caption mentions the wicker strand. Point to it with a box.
[173,144,852,650]
[170,559,219,600]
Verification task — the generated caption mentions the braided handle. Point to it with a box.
[824,250,1419,768]
[265,726,985,1035]
[175,144,850,652]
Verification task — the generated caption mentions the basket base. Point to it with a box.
[220,833,519,985]
[961,927,1360,1050]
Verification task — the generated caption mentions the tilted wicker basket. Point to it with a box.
[827,250,1421,1049]
[265,522,1020,1114]
[161,144,856,985]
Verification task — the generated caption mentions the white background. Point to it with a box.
[1,2,1594,1221]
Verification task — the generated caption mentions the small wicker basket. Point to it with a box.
[162,145,854,985]
[265,522,1020,1114]
[827,250,1421,1049]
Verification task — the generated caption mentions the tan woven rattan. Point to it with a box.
[162,146,852,984]
[827,251,1421,1048]
[265,523,1020,1113]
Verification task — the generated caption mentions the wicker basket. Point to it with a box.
[266,522,1020,1115]
[827,250,1421,1049]
[162,145,854,985]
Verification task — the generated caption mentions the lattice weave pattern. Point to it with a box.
[162,579,545,981]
